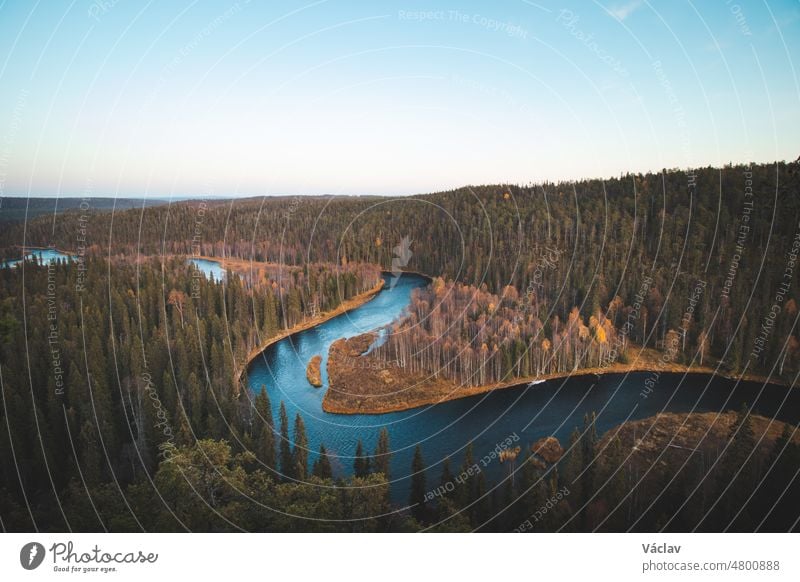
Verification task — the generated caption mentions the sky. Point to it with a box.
[0,0,798,198]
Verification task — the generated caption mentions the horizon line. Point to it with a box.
[1,157,796,200]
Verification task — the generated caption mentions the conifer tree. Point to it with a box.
[580,412,598,527]
[353,439,370,478]
[373,428,391,479]
[410,445,427,522]
[439,456,454,496]
[312,444,333,480]
[292,414,309,480]
[254,386,276,471]
[457,442,478,510]
[279,401,293,480]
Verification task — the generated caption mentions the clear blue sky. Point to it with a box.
[0,0,798,197]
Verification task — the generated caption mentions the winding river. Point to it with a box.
[8,252,800,501]
[242,272,800,501]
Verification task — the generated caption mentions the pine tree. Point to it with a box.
[353,439,370,478]
[517,454,548,531]
[439,456,454,495]
[79,420,103,485]
[580,412,598,527]
[474,471,490,528]
[312,444,333,479]
[410,445,427,522]
[278,401,293,480]
[292,414,309,480]
[254,386,276,471]
[457,442,478,510]
[373,427,391,479]
[562,427,583,503]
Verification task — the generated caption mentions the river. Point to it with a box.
[241,271,800,502]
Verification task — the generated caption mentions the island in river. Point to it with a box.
[233,277,385,389]
[306,355,323,387]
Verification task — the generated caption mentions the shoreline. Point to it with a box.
[233,278,386,392]
[4,249,793,413]
[17,245,77,257]
[322,359,790,415]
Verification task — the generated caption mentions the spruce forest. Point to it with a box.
[1,162,799,532]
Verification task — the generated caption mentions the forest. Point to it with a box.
[4,163,800,378]
[0,257,386,530]
[373,278,631,387]
[1,161,799,531]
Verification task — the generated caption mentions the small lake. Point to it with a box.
[247,273,800,501]
[189,258,226,280]
[1,248,74,268]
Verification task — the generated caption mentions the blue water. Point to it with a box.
[247,273,800,501]
[1,248,74,268]
[189,258,226,280]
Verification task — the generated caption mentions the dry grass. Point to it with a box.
[323,343,788,415]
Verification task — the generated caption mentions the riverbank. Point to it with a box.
[323,340,789,414]
[233,278,386,392]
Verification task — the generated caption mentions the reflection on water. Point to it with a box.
[247,274,799,501]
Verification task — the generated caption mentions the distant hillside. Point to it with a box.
[0,197,169,223]
[3,162,800,381]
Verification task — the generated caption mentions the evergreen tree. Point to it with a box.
[254,386,276,471]
[457,442,478,511]
[561,427,583,506]
[474,472,490,529]
[373,428,391,479]
[410,445,427,522]
[312,444,333,480]
[354,439,370,478]
[580,412,598,528]
[292,414,309,480]
[439,456,454,495]
[517,454,548,532]
[279,401,293,480]
[79,420,103,485]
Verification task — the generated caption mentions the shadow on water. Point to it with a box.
[245,273,800,501]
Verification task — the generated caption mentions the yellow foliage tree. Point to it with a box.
[595,325,607,344]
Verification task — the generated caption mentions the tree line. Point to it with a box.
[2,161,800,531]
[413,407,800,532]
[0,256,386,531]
[373,278,627,386]
[5,162,800,377]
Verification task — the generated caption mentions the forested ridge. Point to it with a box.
[1,161,800,532]
[4,162,800,377]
